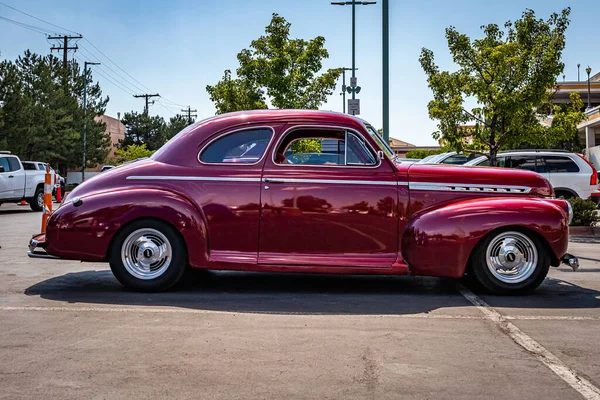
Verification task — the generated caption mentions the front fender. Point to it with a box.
[402,197,569,278]
[46,188,209,268]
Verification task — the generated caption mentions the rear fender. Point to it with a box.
[402,197,569,278]
[46,188,209,268]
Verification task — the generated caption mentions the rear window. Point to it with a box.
[22,162,37,170]
[200,128,273,164]
[543,156,580,173]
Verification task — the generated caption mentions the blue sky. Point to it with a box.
[0,0,597,145]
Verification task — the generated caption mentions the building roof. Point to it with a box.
[389,137,415,147]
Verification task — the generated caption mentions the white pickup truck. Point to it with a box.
[0,151,54,211]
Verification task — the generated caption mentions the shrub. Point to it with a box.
[567,197,600,226]
[405,149,443,159]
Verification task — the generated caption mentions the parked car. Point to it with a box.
[22,161,63,197]
[101,165,115,172]
[0,152,54,211]
[465,150,600,204]
[28,110,577,294]
[417,152,469,165]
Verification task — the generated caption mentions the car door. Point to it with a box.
[258,124,400,268]
[542,155,581,196]
[6,157,25,198]
[0,156,12,200]
[195,124,285,267]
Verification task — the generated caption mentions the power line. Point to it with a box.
[83,38,154,94]
[0,0,80,35]
[74,54,136,96]
[1,2,192,116]
[0,15,54,35]
[78,45,144,94]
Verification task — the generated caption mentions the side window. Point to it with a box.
[200,128,273,164]
[7,157,21,172]
[23,163,37,171]
[0,157,9,173]
[441,154,468,165]
[275,129,376,166]
[534,157,549,174]
[543,156,580,173]
[506,156,536,171]
[37,163,45,170]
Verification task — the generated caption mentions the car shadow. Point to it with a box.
[24,269,600,315]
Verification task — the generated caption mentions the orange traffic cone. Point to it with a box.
[56,185,62,203]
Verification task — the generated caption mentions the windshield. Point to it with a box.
[364,125,395,160]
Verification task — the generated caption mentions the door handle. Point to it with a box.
[8,175,14,178]
[264,178,285,184]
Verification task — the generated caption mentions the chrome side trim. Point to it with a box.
[262,178,406,186]
[409,182,531,194]
[126,176,262,182]
[197,125,276,166]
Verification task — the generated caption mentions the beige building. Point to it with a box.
[66,114,125,184]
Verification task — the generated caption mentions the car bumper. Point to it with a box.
[27,233,59,259]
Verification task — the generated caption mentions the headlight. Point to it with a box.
[566,200,573,225]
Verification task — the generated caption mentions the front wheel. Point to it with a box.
[29,187,44,212]
[109,219,187,292]
[470,229,550,294]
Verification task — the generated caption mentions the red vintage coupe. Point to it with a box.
[28,110,578,293]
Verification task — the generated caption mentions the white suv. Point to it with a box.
[465,150,600,204]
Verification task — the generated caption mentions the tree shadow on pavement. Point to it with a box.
[24,268,600,315]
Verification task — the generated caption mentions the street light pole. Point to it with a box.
[382,0,389,144]
[331,1,376,102]
[340,67,357,113]
[82,61,100,182]
[586,66,592,110]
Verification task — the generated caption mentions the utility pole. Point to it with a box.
[339,67,357,113]
[134,94,160,114]
[82,61,100,182]
[49,35,82,66]
[382,0,389,143]
[181,106,198,123]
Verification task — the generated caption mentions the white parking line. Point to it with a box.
[1,305,600,321]
[458,285,600,400]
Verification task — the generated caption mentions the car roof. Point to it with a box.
[499,151,576,157]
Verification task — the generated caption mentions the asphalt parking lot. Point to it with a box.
[1,203,600,399]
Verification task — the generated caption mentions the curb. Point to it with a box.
[570,226,600,237]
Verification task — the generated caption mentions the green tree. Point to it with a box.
[206,70,267,114]
[419,8,585,165]
[166,114,192,140]
[207,13,341,113]
[114,143,155,163]
[120,112,167,151]
[0,51,110,170]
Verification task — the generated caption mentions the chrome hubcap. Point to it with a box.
[121,228,172,280]
[37,192,44,208]
[486,231,538,284]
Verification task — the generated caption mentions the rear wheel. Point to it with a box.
[109,219,187,292]
[470,229,550,294]
[29,187,44,211]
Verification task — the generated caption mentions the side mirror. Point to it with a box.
[376,150,385,162]
[0,165,4,173]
